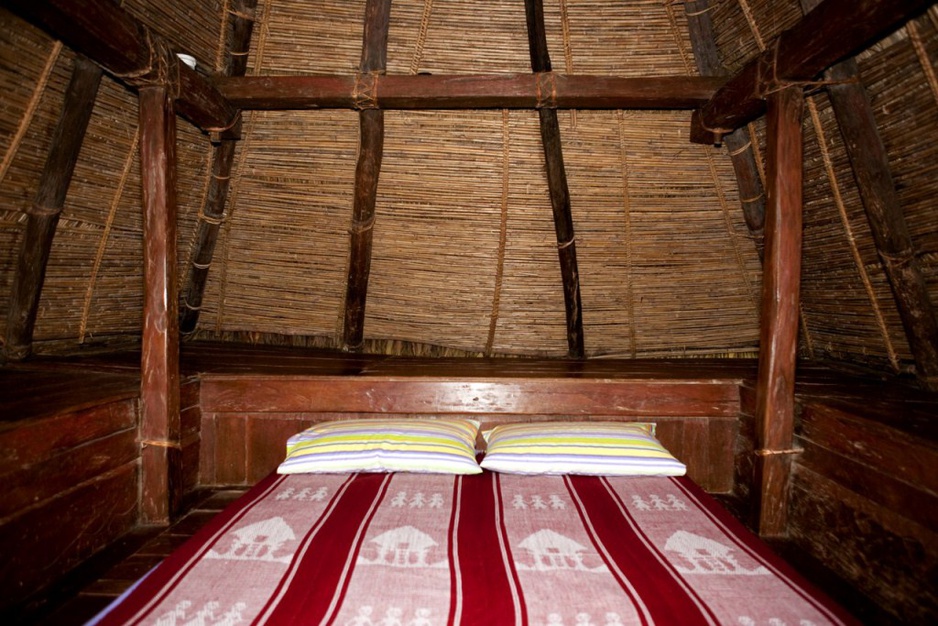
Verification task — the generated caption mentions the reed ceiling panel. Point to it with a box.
[564,109,761,357]
[123,0,226,73]
[198,110,358,337]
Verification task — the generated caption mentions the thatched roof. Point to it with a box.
[1,0,936,382]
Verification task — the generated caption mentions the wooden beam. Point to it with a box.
[691,0,934,143]
[213,73,723,110]
[3,57,102,362]
[684,0,765,247]
[343,0,391,352]
[180,0,258,336]
[524,0,584,358]
[138,86,180,525]
[4,0,239,135]
[753,86,804,537]
[809,40,938,388]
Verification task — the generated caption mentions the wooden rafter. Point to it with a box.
[3,57,102,361]
[138,86,180,525]
[213,73,724,110]
[691,0,935,143]
[343,0,391,352]
[797,1,938,389]
[684,0,765,248]
[180,0,259,336]
[4,0,239,135]
[524,0,584,358]
[753,86,804,537]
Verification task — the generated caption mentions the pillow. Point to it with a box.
[480,421,686,476]
[277,418,483,475]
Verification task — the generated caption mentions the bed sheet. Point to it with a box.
[91,471,857,625]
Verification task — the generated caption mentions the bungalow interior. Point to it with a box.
[0,0,936,624]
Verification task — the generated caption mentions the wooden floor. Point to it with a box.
[11,488,247,626]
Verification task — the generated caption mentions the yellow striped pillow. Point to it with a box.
[480,421,686,476]
[277,418,482,475]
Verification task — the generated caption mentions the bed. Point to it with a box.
[90,419,858,625]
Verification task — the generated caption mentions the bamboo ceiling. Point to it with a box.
[0,0,936,375]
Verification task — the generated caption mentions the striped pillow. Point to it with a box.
[277,418,483,475]
[480,421,686,476]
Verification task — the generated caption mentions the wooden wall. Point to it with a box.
[197,372,743,492]
[0,396,139,614]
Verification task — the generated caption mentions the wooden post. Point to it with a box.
[4,57,102,361]
[343,0,391,352]
[753,85,804,537]
[181,0,258,335]
[138,86,180,525]
[524,0,585,358]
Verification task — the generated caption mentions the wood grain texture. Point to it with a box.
[692,0,935,140]
[753,86,804,536]
[4,56,102,361]
[214,74,723,110]
[138,86,180,525]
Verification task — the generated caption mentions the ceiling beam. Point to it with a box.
[690,0,934,143]
[343,0,391,353]
[798,1,938,388]
[180,0,259,336]
[213,73,724,110]
[4,0,239,135]
[525,0,584,358]
[3,57,102,362]
[684,0,765,251]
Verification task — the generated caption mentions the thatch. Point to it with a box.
[0,0,936,374]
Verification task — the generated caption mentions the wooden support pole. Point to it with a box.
[524,0,584,358]
[180,0,258,335]
[343,0,391,352]
[753,86,804,537]
[5,0,239,135]
[684,0,765,249]
[691,0,934,143]
[138,86,180,525]
[4,57,102,361]
[826,61,938,388]
[213,73,724,111]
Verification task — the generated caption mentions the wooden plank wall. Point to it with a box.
[0,399,139,614]
[197,374,742,492]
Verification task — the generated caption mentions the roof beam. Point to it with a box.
[753,85,804,537]
[525,0,584,358]
[798,1,938,388]
[684,0,765,250]
[4,0,239,135]
[3,57,102,362]
[213,73,724,110]
[343,0,391,352]
[180,0,259,336]
[691,0,934,143]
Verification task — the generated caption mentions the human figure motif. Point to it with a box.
[428,493,444,508]
[275,488,295,501]
[513,494,527,509]
[345,605,374,626]
[378,607,404,626]
[391,492,408,507]
[407,608,434,626]
[549,495,566,510]
[531,495,547,510]
[631,495,650,511]
[409,492,426,508]
[575,612,594,625]
[666,494,686,510]
[604,613,623,626]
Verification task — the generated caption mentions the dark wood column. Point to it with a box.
[524,0,584,357]
[4,57,102,361]
[180,0,258,335]
[684,0,765,249]
[753,86,804,537]
[343,0,391,352]
[138,86,181,525]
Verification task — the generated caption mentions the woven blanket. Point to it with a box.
[92,472,856,625]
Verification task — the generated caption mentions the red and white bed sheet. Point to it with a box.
[92,472,857,625]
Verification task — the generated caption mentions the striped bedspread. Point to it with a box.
[92,472,856,625]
